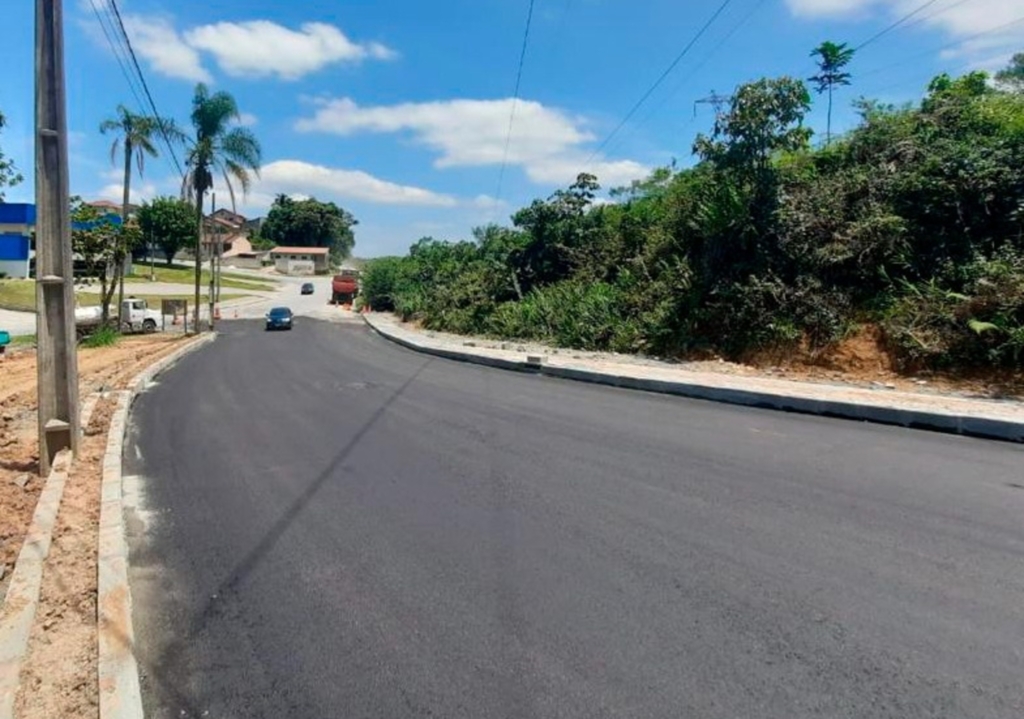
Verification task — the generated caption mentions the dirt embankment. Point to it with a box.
[1,335,192,608]
[1,334,199,719]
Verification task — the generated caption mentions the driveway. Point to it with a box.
[0,308,36,337]
[124,319,1024,719]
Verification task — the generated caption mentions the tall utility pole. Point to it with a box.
[35,0,80,476]
[208,192,216,330]
[693,91,731,120]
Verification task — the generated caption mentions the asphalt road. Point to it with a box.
[124,319,1024,719]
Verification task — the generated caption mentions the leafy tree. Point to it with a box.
[694,77,812,180]
[0,110,23,201]
[809,41,855,145]
[100,105,185,310]
[137,196,197,266]
[71,198,141,323]
[182,83,261,330]
[995,52,1024,93]
[261,194,357,262]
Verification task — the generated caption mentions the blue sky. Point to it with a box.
[3,0,1023,256]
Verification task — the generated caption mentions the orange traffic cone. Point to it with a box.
[214,305,221,321]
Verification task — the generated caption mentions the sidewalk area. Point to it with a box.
[364,313,1024,442]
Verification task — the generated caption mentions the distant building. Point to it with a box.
[0,203,35,279]
[88,199,138,218]
[210,207,246,228]
[269,246,330,275]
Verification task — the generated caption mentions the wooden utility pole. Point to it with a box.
[35,0,80,476]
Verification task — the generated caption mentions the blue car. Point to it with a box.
[265,306,294,331]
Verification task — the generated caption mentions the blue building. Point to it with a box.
[0,203,34,279]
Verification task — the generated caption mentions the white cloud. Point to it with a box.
[97,180,159,206]
[295,97,650,187]
[236,112,259,127]
[122,15,212,83]
[183,20,395,80]
[787,0,1024,67]
[87,12,393,82]
[250,160,458,208]
[471,195,506,210]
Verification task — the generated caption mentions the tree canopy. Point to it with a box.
[261,194,357,262]
[137,196,197,266]
[0,110,23,201]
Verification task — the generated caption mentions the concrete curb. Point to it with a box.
[0,395,99,719]
[363,315,1024,443]
[98,332,217,719]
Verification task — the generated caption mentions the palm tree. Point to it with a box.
[182,84,261,332]
[809,41,855,146]
[99,106,184,322]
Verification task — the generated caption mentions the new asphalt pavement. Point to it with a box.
[123,318,1024,719]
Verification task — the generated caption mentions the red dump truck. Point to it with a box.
[331,268,360,305]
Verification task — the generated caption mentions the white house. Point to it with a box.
[269,246,331,275]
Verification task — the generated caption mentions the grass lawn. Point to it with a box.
[0,280,36,312]
[128,263,277,291]
[0,280,245,312]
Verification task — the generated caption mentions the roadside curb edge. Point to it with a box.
[362,315,1024,443]
[98,332,217,719]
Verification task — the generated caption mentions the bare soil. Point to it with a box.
[13,399,113,719]
[0,334,199,719]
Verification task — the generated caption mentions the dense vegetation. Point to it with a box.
[258,194,357,262]
[362,63,1024,371]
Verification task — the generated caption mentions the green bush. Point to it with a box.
[81,325,120,348]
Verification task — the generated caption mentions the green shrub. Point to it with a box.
[81,325,119,348]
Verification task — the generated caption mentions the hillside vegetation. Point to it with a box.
[362,67,1024,373]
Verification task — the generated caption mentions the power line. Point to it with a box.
[858,14,1024,79]
[604,0,769,159]
[88,0,147,114]
[897,0,975,35]
[583,0,735,169]
[104,0,185,178]
[495,0,537,200]
[855,0,943,51]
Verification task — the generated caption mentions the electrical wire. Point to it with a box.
[88,0,148,114]
[858,13,1024,79]
[855,0,943,51]
[604,0,770,159]
[582,0,735,170]
[105,0,186,178]
[495,0,537,201]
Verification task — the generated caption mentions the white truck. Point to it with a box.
[75,297,162,336]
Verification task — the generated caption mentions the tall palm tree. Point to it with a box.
[809,41,855,146]
[182,84,261,332]
[100,106,184,322]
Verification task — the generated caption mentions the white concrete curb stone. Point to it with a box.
[363,313,1024,442]
[0,395,99,719]
[98,332,216,719]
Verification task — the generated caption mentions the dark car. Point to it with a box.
[300,282,314,295]
[265,307,294,331]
